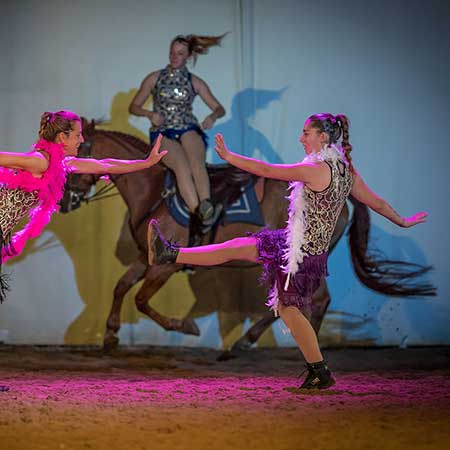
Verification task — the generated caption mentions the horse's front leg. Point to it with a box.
[217,311,279,360]
[233,311,279,353]
[104,257,147,350]
[135,265,200,336]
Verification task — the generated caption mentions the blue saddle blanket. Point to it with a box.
[163,172,264,228]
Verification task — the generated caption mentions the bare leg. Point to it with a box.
[176,237,259,266]
[277,303,323,363]
[180,131,210,202]
[158,136,199,212]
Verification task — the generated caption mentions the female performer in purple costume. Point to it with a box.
[0,109,166,302]
[146,113,427,389]
[129,34,226,244]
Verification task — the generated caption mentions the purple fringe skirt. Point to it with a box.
[252,228,328,317]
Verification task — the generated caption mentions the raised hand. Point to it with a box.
[214,133,231,161]
[402,211,428,228]
[146,134,168,166]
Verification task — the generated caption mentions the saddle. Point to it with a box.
[163,164,265,229]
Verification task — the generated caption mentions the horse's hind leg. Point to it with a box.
[104,258,147,350]
[134,266,200,336]
[226,311,278,354]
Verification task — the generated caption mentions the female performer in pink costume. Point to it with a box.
[147,112,427,389]
[0,109,167,302]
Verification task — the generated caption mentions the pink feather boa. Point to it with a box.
[0,139,69,261]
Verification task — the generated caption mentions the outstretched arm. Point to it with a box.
[66,134,167,175]
[0,151,49,176]
[351,170,428,227]
[214,133,325,184]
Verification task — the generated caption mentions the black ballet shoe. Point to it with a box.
[147,219,179,265]
[299,360,335,390]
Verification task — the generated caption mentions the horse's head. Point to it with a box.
[59,118,157,214]
[59,118,103,213]
[59,172,99,213]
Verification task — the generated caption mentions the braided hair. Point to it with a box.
[38,110,81,142]
[307,112,354,172]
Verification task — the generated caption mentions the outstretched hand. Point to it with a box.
[402,211,428,228]
[214,133,231,161]
[146,134,167,166]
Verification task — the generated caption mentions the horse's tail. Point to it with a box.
[348,196,436,297]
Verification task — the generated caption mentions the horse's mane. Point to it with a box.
[81,118,150,155]
[93,129,150,155]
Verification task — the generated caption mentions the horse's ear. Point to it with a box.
[81,117,96,136]
[81,117,89,129]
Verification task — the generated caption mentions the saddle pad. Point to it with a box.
[163,172,265,228]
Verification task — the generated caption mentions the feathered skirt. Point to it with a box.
[252,228,328,318]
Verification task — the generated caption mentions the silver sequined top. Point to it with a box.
[0,186,39,239]
[151,66,198,132]
[302,159,354,255]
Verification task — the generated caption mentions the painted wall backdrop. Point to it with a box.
[0,0,448,347]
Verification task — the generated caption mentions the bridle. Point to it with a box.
[60,140,119,213]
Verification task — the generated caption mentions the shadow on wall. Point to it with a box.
[319,310,377,347]
[96,88,151,142]
[324,220,435,346]
[371,224,437,345]
[206,87,287,163]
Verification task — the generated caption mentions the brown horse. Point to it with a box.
[61,120,435,351]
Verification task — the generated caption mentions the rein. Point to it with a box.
[82,178,119,203]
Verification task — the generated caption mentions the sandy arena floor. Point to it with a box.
[0,346,449,450]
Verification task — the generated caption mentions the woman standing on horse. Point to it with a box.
[147,112,428,390]
[0,109,166,302]
[129,34,226,245]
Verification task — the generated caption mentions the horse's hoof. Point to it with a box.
[217,337,253,361]
[216,350,238,361]
[103,335,119,352]
[230,336,252,352]
[181,318,200,336]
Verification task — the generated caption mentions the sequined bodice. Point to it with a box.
[151,66,198,132]
[0,186,39,238]
[302,160,354,255]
